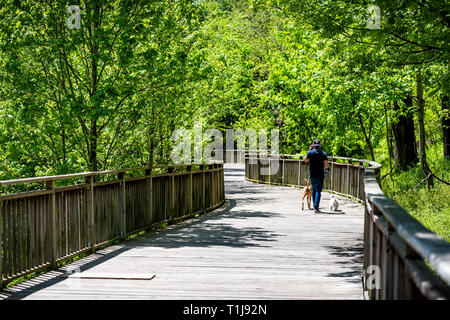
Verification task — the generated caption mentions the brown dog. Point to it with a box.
[301,178,312,210]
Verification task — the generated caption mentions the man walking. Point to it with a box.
[304,139,329,213]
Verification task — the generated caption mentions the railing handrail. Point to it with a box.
[241,151,382,167]
[0,162,221,186]
[364,169,450,286]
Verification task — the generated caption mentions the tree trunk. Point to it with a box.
[148,126,154,168]
[62,127,67,165]
[159,128,164,164]
[89,119,98,172]
[384,104,394,171]
[88,1,101,173]
[416,70,433,188]
[443,95,450,159]
[357,113,376,161]
[383,103,396,186]
[391,94,418,170]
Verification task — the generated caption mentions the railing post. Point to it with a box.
[212,164,216,206]
[366,200,375,299]
[187,165,193,214]
[221,163,225,201]
[145,168,153,227]
[200,164,206,214]
[380,228,388,300]
[118,172,126,237]
[373,207,383,300]
[358,161,363,200]
[169,167,175,221]
[384,221,395,299]
[86,175,96,250]
[268,157,271,185]
[46,180,57,264]
[404,243,421,299]
[346,159,351,195]
[362,202,369,298]
[166,167,172,222]
[255,152,259,181]
[330,157,334,192]
[222,163,225,200]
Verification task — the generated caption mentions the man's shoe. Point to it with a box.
[314,209,320,214]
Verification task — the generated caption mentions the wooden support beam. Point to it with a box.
[118,172,126,237]
[268,158,271,185]
[393,254,399,299]
[368,208,374,299]
[200,165,206,214]
[330,157,334,192]
[145,169,153,227]
[358,161,363,200]
[212,164,216,207]
[346,159,351,195]
[88,176,96,250]
[168,167,175,221]
[381,230,388,299]
[46,181,57,264]
[172,167,175,220]
[187,165,193,214]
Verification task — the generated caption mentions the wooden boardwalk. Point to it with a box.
[0,164,365,300]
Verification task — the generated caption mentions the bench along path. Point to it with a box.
[0,165,365,300]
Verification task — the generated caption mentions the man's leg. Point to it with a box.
[315,177,324,209]
[310,178,320,210]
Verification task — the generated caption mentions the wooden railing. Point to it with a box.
[245,153,450,300]
[0,163,225,288]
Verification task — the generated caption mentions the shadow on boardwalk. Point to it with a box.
[325,241,364,284]
[132,199,282,249]
[0,246,130,300]
[0,198,281,300]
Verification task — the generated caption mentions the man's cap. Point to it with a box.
[313,139,321,147]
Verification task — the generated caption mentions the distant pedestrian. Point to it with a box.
[304,139,329,213]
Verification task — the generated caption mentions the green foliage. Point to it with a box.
[382,159,450,242]
[389,182,450,242]
[0,0,448,240]
[0,0,204,176]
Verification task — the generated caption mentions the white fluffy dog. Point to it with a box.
[328,194,340,211]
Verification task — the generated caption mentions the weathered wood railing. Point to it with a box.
[245,153,450,300]
[0,163,225,288]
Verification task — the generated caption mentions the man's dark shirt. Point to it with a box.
[306,149,328,179]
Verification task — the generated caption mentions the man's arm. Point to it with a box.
[304,153,310,163]
[324,159,329,169]
[304,151,311,163]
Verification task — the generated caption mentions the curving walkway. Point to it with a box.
[0,165,365,299]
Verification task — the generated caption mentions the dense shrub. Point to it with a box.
[382,159,450,242]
